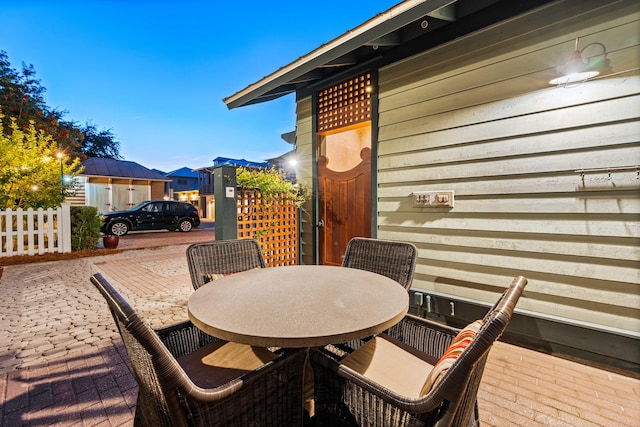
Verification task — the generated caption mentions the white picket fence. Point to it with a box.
[0,203,72,257]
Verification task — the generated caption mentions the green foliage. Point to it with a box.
[0,117,83,209]
[70,206,101,251]
[236,167,306,206]
[81,123,121,159]
[0,51,121,160]
[0,51,83,158]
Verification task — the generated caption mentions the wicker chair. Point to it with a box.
[187,239,266,290]
[310,276,528,427]
[90,273,306,427]
[342,237,417,290]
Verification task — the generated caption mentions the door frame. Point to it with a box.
[310,69,379,265]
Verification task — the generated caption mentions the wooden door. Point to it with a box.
[318,146,371,265]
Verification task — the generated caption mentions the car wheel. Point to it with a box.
[178,219,193,232]
[109,221,129,236]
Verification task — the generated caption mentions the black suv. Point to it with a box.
[101,200,200,236]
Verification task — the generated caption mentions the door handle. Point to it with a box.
[318,219,325,228]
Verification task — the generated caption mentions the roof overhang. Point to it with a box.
[81,174,171,182]
[223,0,458,109]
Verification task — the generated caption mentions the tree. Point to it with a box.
[0,117,83,209]
[0,51,83,157]
[80,123,122,159]
[0,51,121,160]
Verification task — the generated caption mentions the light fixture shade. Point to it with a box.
[550,38,607,86]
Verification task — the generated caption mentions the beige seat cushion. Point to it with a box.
[341,319,484,398]
[341,335,434,398]
[178,341,277,389]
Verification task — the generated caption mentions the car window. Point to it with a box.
[131,201,149,211]
[142,202,161,213]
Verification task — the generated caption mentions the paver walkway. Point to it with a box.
[1,243,639,426]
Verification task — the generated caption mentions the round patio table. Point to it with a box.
[188,265,409,348]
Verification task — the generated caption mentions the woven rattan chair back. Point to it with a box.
[311,275,527,427]
[187,239,266,290]
[91,273,188,426]
[342,237,417,290]
[91,273,306,427]
[426,275,527,426]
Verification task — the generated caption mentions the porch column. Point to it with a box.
[213,165,237,240]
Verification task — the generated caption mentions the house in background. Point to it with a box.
[70,155,295,219]
[211,156,269,169]
[267,150,297,182]
[164,166,200,206]
[224,0,640,373]
[194,165,215,219]
[267,130,298,182]
[196,156,273,220]
[68,157,170,213]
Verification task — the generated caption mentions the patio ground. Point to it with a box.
[1,239,638,426]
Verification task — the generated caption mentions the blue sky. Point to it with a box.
[1,1,398,172]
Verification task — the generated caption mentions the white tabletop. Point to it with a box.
[188,265,409,348]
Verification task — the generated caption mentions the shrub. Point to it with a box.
[70,206,101,251]
[236,167,306,206]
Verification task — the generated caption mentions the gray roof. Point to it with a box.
[81,158,170,181]
[166,167,199,178]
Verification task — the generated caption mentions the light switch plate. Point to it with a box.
[412,190,454,207]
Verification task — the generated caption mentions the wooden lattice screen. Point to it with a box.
[317,73,372,133]
[237,189,299,267]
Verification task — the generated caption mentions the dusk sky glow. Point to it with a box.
[2,1,398,172]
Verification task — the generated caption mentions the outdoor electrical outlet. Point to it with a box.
[414,292,424,306]
[412,191,454,207]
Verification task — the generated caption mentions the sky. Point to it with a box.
[1,1,399,172]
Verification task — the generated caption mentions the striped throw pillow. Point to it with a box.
[203,273,227,284]
[203,267,261,284]
[420,320,483,396]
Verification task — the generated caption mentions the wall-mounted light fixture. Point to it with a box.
[550,37,609,86]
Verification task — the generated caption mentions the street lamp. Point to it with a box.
[56,151,64,195]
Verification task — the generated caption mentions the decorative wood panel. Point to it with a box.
[317,148,371,266]
[236,189,299,267]
[318,73,372,133]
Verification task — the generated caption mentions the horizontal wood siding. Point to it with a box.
[296,96,315,265]
[65,176,86,206]
[376,1,640,334]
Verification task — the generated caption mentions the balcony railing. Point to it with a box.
[198,183,215,195]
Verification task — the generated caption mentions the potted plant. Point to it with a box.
[102,234,119,249]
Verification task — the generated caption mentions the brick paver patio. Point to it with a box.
[1,240,638,426]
